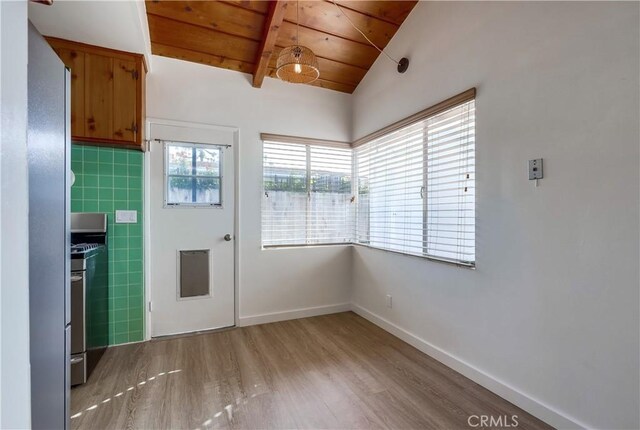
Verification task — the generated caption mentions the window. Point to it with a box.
[355,121,425,255]
[165,142,222,207]
[260,89,475,266]
[262,140,353,246]
[355,98,475,266]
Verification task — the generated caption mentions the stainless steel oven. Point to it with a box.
[70,213,108,386]
[70,271,86,384]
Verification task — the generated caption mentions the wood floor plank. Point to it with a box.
[71,312,553,430]
[281,320,386,429]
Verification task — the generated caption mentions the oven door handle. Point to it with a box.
[70,356,84,365]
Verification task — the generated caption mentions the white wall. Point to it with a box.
[352,2,639,429]
[0,0,32,428]
[28,0,152,68]
[146,57,353,325]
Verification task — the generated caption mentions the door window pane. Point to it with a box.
[195,148,220,176]
[165,142,222,206]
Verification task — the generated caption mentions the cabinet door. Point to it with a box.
[85,53,113,140]
[113,59,137,142]
[54,48,85,137]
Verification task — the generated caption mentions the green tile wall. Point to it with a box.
[71,145,144,345]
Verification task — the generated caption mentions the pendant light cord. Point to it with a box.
[296,0,300,44]
[331,0,400,65]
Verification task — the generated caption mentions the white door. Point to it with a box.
[148,121,235,337]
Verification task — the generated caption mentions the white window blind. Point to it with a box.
[355,99,475,265]
[355,122,425,255]
[262,141,353,246]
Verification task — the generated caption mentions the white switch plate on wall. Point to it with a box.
[115,210,137,224]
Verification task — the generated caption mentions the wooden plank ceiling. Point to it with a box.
[145,0,418,93]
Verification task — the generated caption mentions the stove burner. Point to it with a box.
[71,243,102,254]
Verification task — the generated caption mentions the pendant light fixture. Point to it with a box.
[276,0,320,84]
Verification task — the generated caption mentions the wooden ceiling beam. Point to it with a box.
[253,1,288,88]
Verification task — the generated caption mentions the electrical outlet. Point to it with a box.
[528,158,543,180]
[115,210,137,224]
[386,294,392,308]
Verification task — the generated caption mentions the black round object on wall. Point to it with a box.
[397,57,410,74]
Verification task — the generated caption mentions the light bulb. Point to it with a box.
[294,63,302,74]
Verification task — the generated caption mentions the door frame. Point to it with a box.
[144,118,240,340]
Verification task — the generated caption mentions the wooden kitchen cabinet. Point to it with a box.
[54,47,85,137]
[84,53,114,141]
[46,37,147,151]
[113,59,138,143]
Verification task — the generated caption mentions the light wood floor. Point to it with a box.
[71,312,553,430]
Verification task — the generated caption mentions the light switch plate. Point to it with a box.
[115,210,137,224]
[528,158,543,180]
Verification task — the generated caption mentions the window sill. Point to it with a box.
[163,204,223,209]
[352,243,476,269]
[261,243,353,251]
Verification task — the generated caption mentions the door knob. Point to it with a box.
[224,234,232,242]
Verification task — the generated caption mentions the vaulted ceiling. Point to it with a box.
[145,0,418,93]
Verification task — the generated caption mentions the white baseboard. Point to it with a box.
[351,304,587,430]
[238,302,351,327]
[134,300,587,429]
